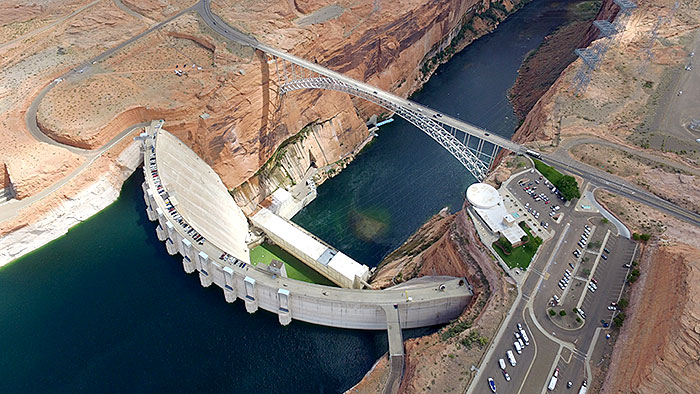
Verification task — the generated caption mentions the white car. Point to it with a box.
[499,358,506,370]
[607,306,616,311]
[507,350,517,367]
[514,341,522,354]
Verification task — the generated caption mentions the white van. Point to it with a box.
[514,341,522,354]
[506,350,516,367]
[519,329,530,346]
[499,358,506,370]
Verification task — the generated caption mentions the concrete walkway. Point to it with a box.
[381,304,404,394]
[585,190,630,239]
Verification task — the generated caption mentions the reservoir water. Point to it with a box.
[0,1,584,392]
[293,0,584,267]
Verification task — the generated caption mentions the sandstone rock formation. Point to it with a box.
[508,0,700,392]
[355,202,516,393]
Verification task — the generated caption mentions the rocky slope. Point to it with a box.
[33,0,533,211]
[509,0,619,120]
[507,0,700,391]
[351,202,515,393]
[601,241,700,394]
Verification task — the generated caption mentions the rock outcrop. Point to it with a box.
[34,0,532,209]
[601,242,700,394]
[356,202,516,393]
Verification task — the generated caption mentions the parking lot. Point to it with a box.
[474,167,638,393]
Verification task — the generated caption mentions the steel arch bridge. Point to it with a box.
[197,0,526,181]
[279,77,494,180]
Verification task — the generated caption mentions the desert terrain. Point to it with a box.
[512,0,700,391]
[0,0,529,265]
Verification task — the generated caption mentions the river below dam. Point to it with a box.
[0,1,584,392]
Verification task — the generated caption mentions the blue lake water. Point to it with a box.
[0,1,582,392]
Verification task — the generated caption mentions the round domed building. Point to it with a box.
[466,183,526,246]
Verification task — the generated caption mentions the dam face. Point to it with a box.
[141,121,472,330]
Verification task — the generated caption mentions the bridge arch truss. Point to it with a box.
[269,57,503,181]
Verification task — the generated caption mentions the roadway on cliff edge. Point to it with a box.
[197,0,700,229]
[540,153,700,228]
[24,2,200,156]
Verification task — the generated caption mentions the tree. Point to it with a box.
[572,308,578,314]
[555,175,581,201]
[559,310,567,317]
[549,309,556,316]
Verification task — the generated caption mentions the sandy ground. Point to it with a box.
[509,0,700,392]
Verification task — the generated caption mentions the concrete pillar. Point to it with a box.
[165,221,178,255]
[198,251,212,287]
[165,221,184,255]
[156,207,166,229]
[277,288,292,326]
[146,189,157,221]
[244,276,258,313]
[223,266,237,303]
[146,204,157,222]
[181,239,195,273]
[165,237,178,255]
[156,224,167,241]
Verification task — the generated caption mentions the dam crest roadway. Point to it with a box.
[141,121,471,392]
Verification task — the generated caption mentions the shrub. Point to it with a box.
[632,233,651,242]
[619,298,629,309]
[441,319,472,341]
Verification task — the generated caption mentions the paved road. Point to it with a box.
[197,0,524,156]
[25,2,199,155]
[2,2,198,221]
[469,168,637,394]
[0,0,102,51]
[540,154,700,227]
[557,136,700,177]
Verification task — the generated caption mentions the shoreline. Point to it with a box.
[0,141,142,268]
[0,0,530,269]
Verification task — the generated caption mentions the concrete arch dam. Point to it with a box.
[140,121,472,332]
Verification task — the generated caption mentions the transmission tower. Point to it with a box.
[572,0,637,95]
[638,1,680,75]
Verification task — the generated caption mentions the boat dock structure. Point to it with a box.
[139,120,472,391]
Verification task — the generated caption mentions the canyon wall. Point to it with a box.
[33,0,534,211]
[353,202,515,393]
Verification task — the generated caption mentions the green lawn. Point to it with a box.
[493,222,542,269]
[249,243,335,286]
[533,159,581,200]
[533,158,563,184]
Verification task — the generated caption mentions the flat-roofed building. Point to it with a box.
[467,183,527,246]
[251,207,370,288]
